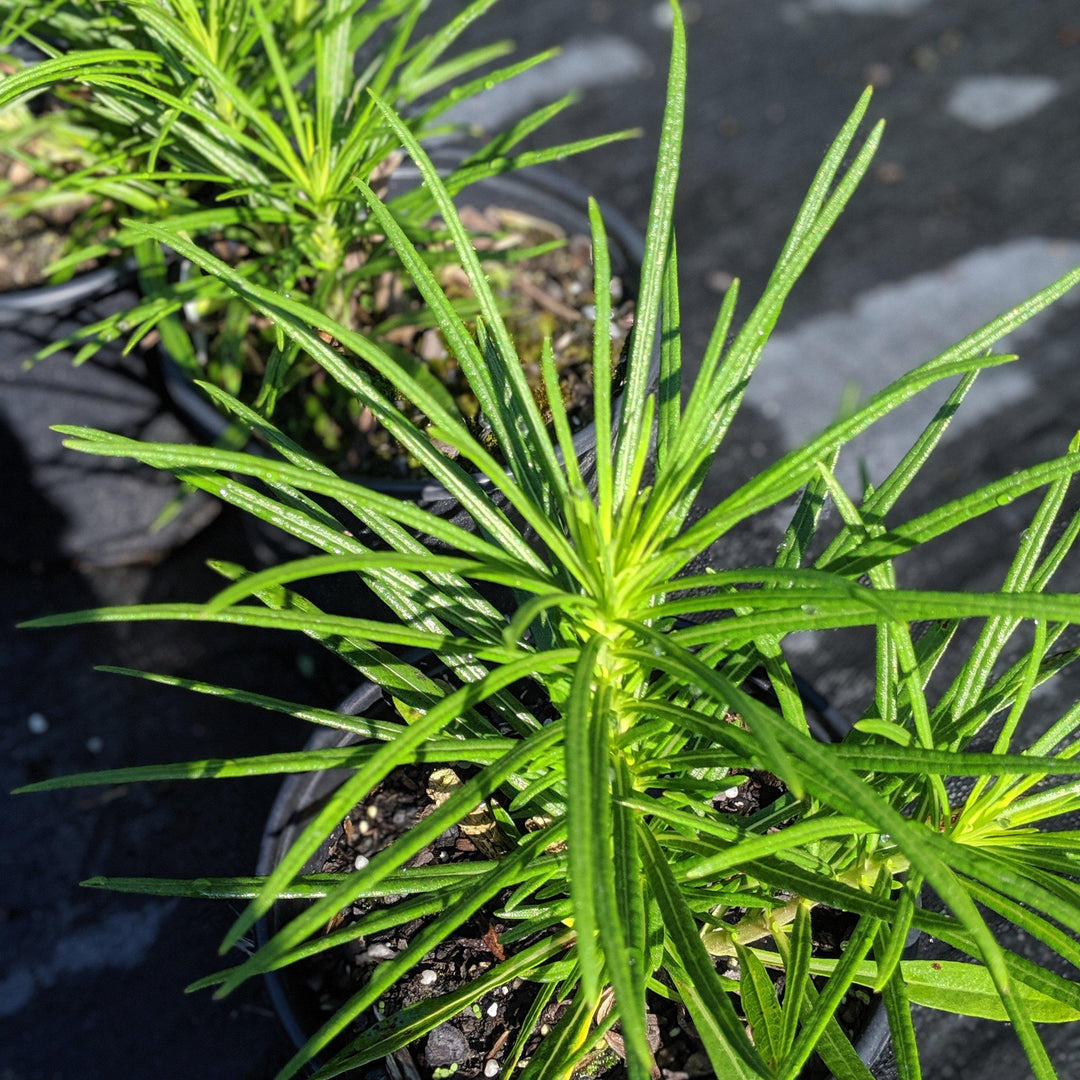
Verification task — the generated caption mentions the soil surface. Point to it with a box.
[0,85,103,291]
[273,754,879,1080]
[0,154,96,290]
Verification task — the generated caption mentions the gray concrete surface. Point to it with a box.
[4,1,1080,1077]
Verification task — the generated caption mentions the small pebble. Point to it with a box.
[354,855,370,870]
[863,61,893,88]
[86,736,104,754]
[27,712,48,734]
[420,969,438,986]
[705,269,734,294]
[484,1060,500,1078]
[358,819,371,835]
[426,1023,469,1067]
[875,161,905,185]
[539,1024,550,1036]
[723,786,740,799]
[765,102,787,125]
[366,805,379,819]
[945,74,1061,132]
[684,1051,712,1078]
[486,1002,498,1017]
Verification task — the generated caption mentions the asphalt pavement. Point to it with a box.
[4,2,1080,1077]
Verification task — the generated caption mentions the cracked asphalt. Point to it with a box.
[3,2,1080,1077]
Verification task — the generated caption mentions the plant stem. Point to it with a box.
[700,853,910,958]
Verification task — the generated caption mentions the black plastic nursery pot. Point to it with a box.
[160,163,654,562]
[255,677,906,1080]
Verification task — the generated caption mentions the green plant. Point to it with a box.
[0,0,634,452]
[19,3,1080,1079]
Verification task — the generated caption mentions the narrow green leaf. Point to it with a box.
[657,229,681,471]
[638,825,771,1077]
[565,635,606,1007]
[735,941,783,1068]
[614,0,684,504]
[779,902,812,1060]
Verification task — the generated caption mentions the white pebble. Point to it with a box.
[487,1002,498,1017]
[354,854,370,870]
[86,736,104,754]
[420,969,438,986]
[358,819,371,835]
[723,786,740,799]
[27,712,48,734]
[366,805,379,819]
[539,1024,550,1036]
[484,1061,500,1078]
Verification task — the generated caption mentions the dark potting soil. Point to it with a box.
[280,759,700,1080]
[276,756,880,1080]
[0,158,97,290]
[0,89,105,292]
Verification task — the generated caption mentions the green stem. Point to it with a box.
[700,854,910,957]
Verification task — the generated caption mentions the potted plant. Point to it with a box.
[18,3,1080,1078]
[0,0,638,470]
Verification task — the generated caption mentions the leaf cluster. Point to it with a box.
[18,3,1080,1079]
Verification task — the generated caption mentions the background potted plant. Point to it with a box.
[0,0,639,566]
[17,3,1080,1078]
[0,0,638,480]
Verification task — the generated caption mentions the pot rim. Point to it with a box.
[0,258,135,325]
